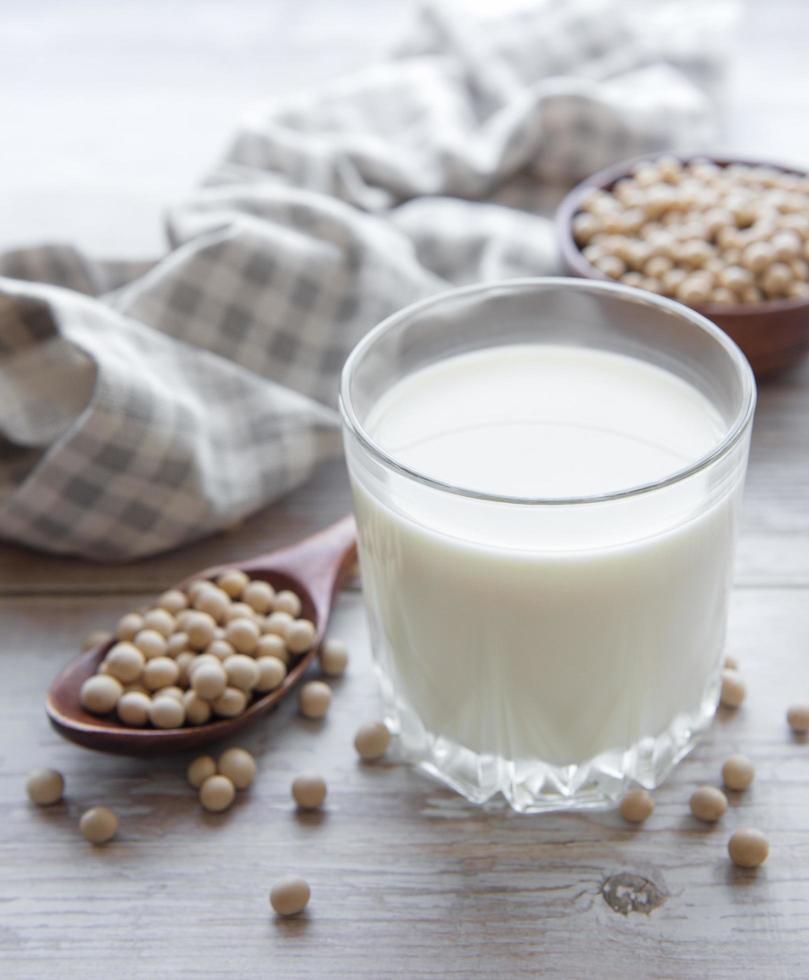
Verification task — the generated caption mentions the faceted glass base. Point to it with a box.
[378,664,721,814]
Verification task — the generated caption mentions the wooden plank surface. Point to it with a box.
[2,1,809,978]
[2,587,809,978]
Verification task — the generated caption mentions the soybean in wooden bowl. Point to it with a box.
[557,154,809,379]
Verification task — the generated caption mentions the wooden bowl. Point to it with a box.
[557,155,809,379]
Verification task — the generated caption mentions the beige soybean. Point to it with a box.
[206,639,235,662]
[105,642,145,683]
[773,230,801,261]
[286,619,316,655]
[199,774,236,812]
[191,662,227,701]
[622,271,645,288]
[594,254,625,279]
[117,690,152,727]
[786,704,809,734]
[142,657,180,692]
[273,590,302,618]
[711,287,737,304]
[255,656,287,693]
[216,569,249,599]
[218,748,257,790]
[116,612,144,642]
[354,721,391,761]
[149,695,186,729]
[270,876,310,917]
[291,773,327,810]
[662,267,687,293]
[264,611,294,637]
[183,690,212,725]
[717,265,751,290]
[676,276,710,306]
[187,579,211,604]
[190,579,217,602]
[225,655,260,692]
[728,828,769,868]
[243,580,275,614]
[188,653,221,676]
[195,585,231,624]
[80,674,123,714]
[319,639,349,677]
[762,262,792,294]
[175,651,195,685]
[761,262,792,296]
[26,768,65,806]
[224,602,257,624]
[619,788,654,824]
[572,212,600,243]
[187,755,217,789]
[185,612,217,651]
[165,631,189,658]
[175,609,195,632]
[256,633,289,665]
[722,754,755,791]
[133,628,167,661]
[142,608,175,638]
[720,669,746,709]
[80,806,118,844]
[157,685,184,703]
[225,617,260,655]
[158,589,188,614]
[690,785,728,822]
[742,241,774,272]
[299,681,331,720]
[213,686,248,718]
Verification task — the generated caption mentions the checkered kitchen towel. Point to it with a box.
[0,0,734,559]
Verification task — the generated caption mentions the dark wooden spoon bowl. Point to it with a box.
[46,516,357,755]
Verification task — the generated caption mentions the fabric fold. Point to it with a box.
[0,0,732,559]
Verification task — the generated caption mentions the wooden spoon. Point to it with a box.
[46,516,357,755]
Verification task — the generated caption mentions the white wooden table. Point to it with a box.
[2,2,809,977]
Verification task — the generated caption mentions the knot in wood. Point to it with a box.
[601,872,667,916]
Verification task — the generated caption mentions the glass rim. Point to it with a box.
[338,277,757,506]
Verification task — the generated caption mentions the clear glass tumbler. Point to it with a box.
[340,278,755,812]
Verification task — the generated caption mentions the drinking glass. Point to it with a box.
[340,278,755,812]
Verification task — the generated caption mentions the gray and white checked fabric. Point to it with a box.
[0,0,730,559]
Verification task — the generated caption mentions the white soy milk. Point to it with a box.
[352,344,742,766]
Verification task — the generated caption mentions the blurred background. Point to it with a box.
[1,0,805,258]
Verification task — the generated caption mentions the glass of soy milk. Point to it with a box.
[340,278,755,812]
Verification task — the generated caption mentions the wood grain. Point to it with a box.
[2,588,809,978]
[1,1,809,977]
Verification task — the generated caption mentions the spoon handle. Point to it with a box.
[238,514,357,626]
[244,513,356,578]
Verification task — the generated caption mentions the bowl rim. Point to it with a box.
[556,152,809,318]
